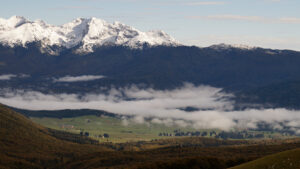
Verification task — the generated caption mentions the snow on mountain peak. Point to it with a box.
[6,16,28,28]
[0,16,179,54]
[209,43,257,50]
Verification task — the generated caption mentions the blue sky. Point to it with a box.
[1,0,300,50]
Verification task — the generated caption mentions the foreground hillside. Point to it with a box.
[0,104,111,169]
[64,139,300,169]
[231,148,300,169]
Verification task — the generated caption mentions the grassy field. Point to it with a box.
[30,114,291,143]
[30,115,202,143]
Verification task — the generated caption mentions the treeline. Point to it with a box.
[159,130,265,139]
[47,128,99,144]
[216,131,264,139]
[80,131,110,139]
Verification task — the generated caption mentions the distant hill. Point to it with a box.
[230,148,300,169]
[12,107,118,118]
[0,104,110,169]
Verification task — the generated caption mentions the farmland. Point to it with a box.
[30,114,292,143]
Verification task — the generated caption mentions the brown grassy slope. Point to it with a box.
[0,104,111,169]
[230,148,300,169]
[64,139,300,169]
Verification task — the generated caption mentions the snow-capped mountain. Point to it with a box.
[0,16,179,54]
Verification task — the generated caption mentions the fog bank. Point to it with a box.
[0,83,299,133]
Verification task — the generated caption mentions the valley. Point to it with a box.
[30,114,292,143]
[1,104,300,169]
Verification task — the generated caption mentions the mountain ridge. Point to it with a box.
[0,16,179,54]
[1,16,279,55]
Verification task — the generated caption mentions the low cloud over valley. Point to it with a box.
[0,83,299,133]
[53,75,105,82]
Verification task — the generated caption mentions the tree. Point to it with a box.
[84,132,89,137]
[103,133,109,138]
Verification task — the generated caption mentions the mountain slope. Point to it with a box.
[236,80,300,109]
[1,45,300,90]
[0,16,178,54]
[230,148,300,169]
[0,104,110,169]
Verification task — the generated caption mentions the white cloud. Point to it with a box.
[187,15,266,22]
[53,75,105,82]
[0,74,30,80]
[121,117,129,126]
[187,15,300,24]
[279,17,300,24]
[132,116,146,124]
[19,74,30,78]
[48,6,102,11]
[0,83,300,132]
[207,15,264,22]
[0,74,17,80]
[185,1,226,6]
